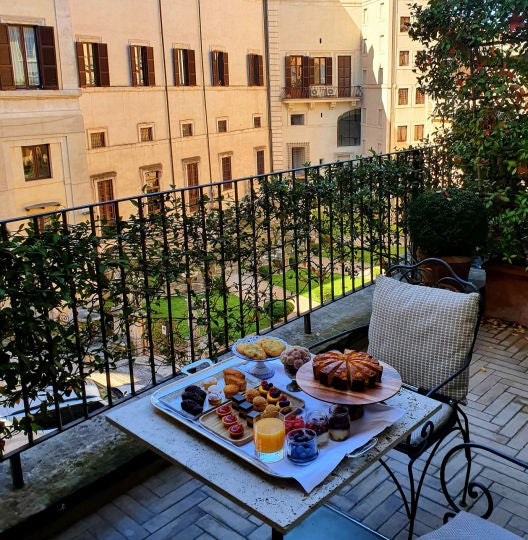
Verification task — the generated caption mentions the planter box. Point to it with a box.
[483,262,528,327]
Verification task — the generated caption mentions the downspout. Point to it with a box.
[158,0,176,184]
[263,0,274,171]
[197,0,213,184]
[388,0,398,151]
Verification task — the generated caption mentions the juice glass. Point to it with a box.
[253,417,285,463]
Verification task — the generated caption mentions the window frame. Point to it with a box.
[290,113,305,126]
[217,119,228,133]
[398,88,409,106]
[185,159,200,209]
[399,50,410,67]
[415,88,425,105]
[337,109,361,147]
[397,125,408,142]
[400,16,411,32]
[248,53,263,86]
[143,168,162,214]
[220,154,233,191]
[211,50,229,86]
[94,176,116,226]
[75,41,110,87]
[129,44,155,87]
[256,148,265,175]
[181,122,193,137]
[22,144,52,181]
[173,48,196,86]
[253,115,262,128]
[414,124,424,141]
[139,124,154,142]
[88,129,107,149]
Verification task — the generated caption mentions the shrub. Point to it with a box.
[264,299,295,323]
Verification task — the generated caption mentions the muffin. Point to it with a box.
[244,388,260,403]
[252,396,267,412]
[223,384,239,399]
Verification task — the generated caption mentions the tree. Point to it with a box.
[409,0,528,264]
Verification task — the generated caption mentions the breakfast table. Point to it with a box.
[105,355,441,539]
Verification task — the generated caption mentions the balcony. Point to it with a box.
[281,85,362,109]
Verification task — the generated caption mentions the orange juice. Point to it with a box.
[254,417,285,462]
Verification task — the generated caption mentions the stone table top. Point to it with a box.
[106,359,441,535]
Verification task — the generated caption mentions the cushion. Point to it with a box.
[417,511,523,539]
[367,275,480,402]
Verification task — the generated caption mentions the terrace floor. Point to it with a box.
[31,318,528,540]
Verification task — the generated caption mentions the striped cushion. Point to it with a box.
[367,275,479,402]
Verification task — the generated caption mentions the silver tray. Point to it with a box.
[150,357,284,477]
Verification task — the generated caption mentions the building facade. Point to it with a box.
[0,0,430,222]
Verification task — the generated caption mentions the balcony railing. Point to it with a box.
[282,85,362,100]
[0,148,446,485]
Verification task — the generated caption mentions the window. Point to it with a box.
[256,149,265,175]
[217,119,227,133]
[362,39,368,54]
[337,109,361,146]
[144,169,161,214]
[285,55,308,97]
[75,41,110,87]
[291,147,306,173]
[181,123,193,137]
[96,177,116,225]
[0,24,58,90]
[211,50,229,86]
[221,156,232,190]
[400,16,411,32]
[253,116,261,128]
[415,88,425,104]
[363,8,368,23]
[338,56,351,98]
[140,126,153,142]
[248,53,263,86]
[399,51,410,66]
[312,57,332,85]
[414,124,424,141]
[186,161,200,208]
[129,45,155,86]
[22,144,51,180]
[398,88,409,105]
[89,131,106,149]
[397,125,408,142]
[291,114,305,126]
[173,48,196,86]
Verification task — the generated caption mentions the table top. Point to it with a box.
[106,358,441,534]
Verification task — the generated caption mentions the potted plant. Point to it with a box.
[407,187,488,279]
[409,1,528,324]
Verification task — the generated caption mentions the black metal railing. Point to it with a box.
[0,147,444,483]
[282,85,362,99]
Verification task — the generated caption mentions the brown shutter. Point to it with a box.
[302,56,310,88]
[75,41,86,87]
[173,48,181,85]
[0,24,15,90]
[308,57,315,86]
[257,54,263,86]
[326,57,332,85]
[36,26,58,89]
[248,54,254,86]
[146,46,155,86]
[285,56,291,87]
[211,51,218,86]
[96,42,110,87]
[129,45,138,85]
[187,49,196,85]
[223,52,229,86]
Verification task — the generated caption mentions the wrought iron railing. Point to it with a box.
[282,85,362,99]
[0,147,444,484]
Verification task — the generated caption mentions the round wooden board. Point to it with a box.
[296,359,402,406]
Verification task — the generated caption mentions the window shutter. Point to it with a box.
[248,54,254,86]
[211,51,218,86]
[223,52,229,86]
[187,49,196,85]
[257,54,263,86]
[326,57,332,85]
[285,56,291,88]
[96,43,110,86]
[308,57,315,86]
[0,24,15,90]
[302,56,310,88]
[75,41,86,87]
[173,49,181,85]
[146,46,155,86]
[129,45,138,86]
[36,26,58,89]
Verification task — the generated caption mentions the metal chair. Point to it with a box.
[308,258,483,538]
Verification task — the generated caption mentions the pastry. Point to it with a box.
[222,413,238,428]
[223,384,239,399]
[258,380,273,396]
[201,377,218,391]
[207,389,223,406]
[236,342,267,360]
[252,396,267,412]
[238,401,254,418]
[259,405,279,419]
[246,410,260,427]
[216,404,232,417]
[229,393,246,409]
[244,388,260,403]
[257,337,286,357]
[267,387,282,404]
[180,399,203,416]
[228,423,245,440]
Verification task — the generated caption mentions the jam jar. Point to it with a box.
[328,404,350,441]
[305,409,330,447]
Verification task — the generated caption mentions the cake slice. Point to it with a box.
[318,360,342,386]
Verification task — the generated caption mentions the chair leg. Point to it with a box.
[456,407,472,508]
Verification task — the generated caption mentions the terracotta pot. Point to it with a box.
[483,262,528,327]
[416,252,473,283]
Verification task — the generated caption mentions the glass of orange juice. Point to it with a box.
[253,416,285,463]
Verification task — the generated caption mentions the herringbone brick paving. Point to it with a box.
[50,322,528,540]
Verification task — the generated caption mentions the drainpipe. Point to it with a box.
[263,0,274,171]
[388,0,398,151]
[158,0,176,185]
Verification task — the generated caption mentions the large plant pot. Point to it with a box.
[416,253,473,283]
[483,262,528,327]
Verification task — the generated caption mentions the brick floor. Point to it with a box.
[48,322,528,540]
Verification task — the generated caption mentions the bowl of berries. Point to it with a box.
[286,427,319,465]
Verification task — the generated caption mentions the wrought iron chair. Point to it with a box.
[306,258,483,538]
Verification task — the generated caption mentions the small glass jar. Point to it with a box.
[286,428,319,465]
[305,409,329,447]
[328,404,350,441]
[279,407,305,434]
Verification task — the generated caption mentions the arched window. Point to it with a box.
[337,109,361,146]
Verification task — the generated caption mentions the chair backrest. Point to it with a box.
[367,258,482,403]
